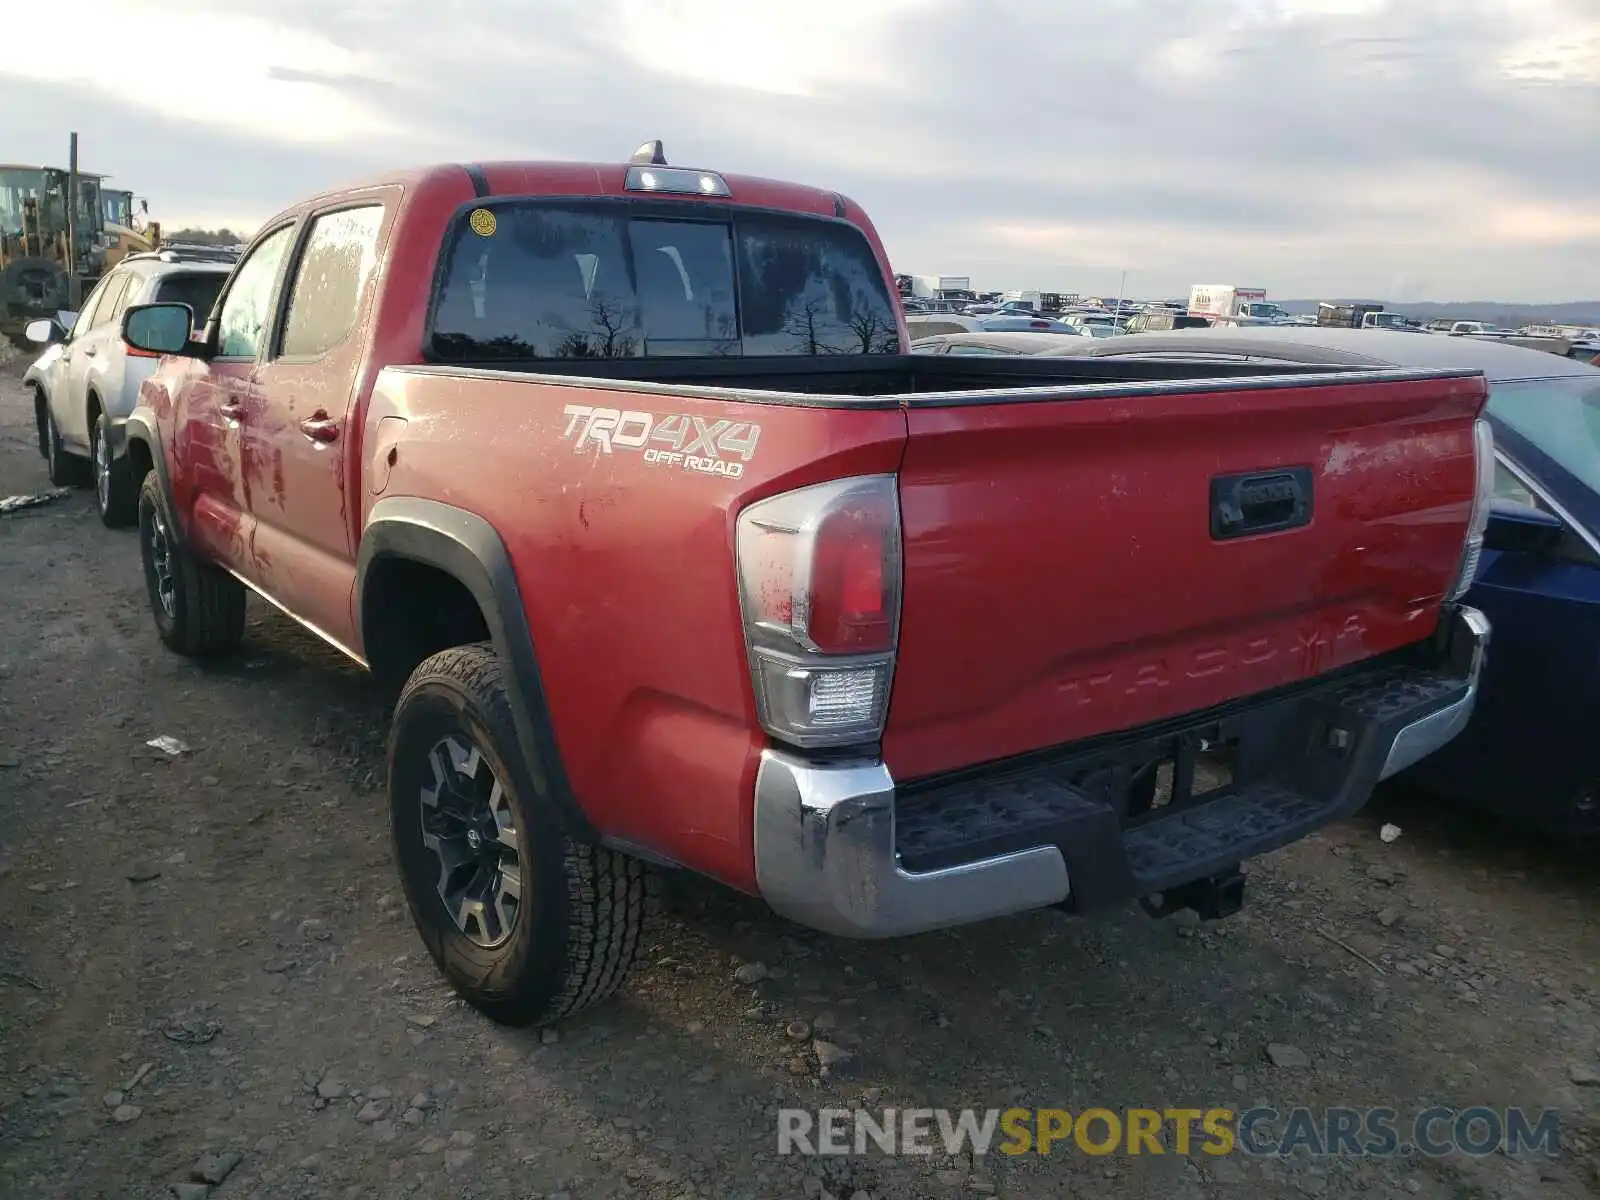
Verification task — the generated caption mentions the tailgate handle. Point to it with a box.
[1210,467,1313,540]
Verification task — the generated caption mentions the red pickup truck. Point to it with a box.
[118,144,1493,1027]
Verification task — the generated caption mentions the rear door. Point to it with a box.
[883,370,1489,781]
[86,268,143,423]
[243,196,390,650]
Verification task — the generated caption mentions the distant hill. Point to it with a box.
[1279,299,1600,327]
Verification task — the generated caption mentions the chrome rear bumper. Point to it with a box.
[1377,606,1490,779]
[753,605,1488,939]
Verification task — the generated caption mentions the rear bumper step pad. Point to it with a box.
[894,663,1469,908]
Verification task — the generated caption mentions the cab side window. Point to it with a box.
[280,205,384,359]
[216,225,295,359]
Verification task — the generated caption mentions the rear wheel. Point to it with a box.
[389,642,656,1026]
[92,412,136,527]
[137,471,246,657]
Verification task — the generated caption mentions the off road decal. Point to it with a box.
[561,404,760,479]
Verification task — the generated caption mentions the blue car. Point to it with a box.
[1419,354,1600,832]
[1022,326,1600,833]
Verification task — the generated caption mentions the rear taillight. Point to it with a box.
[735,475,902,749]
[1447,418,1495,601]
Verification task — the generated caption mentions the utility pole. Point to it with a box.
[66,131,80,307]
[1115,268,1127,312]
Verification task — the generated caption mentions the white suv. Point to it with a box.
[24,248,234,525]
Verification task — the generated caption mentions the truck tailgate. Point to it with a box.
[883,370,1489,781]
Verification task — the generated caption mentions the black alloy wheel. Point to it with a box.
[142,489,178,622]
[419,732,524,948]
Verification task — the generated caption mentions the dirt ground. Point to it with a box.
[0,355,1597,1200]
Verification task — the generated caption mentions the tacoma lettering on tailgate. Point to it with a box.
[561,404,761,479]
[1055,613,1371,705]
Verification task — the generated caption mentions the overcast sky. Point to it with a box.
[3,0,1596,301]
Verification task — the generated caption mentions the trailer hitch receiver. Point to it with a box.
[1139,867,1247,922]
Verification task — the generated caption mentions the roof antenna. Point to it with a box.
[630,140,667,166]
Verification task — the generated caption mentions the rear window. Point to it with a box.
[428,202,901,361]
[154,272,226,323]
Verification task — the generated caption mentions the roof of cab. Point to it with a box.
[278,158,855,224]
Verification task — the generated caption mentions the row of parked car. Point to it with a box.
[909,295,1600,357]
[905,306,1193,342]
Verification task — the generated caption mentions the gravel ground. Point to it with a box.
[1,356,1597,1200]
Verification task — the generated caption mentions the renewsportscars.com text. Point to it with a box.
[777,1106,1562,1159]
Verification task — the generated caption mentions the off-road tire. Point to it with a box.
[389,642,656,1026]
[45,408,88,487]
[137,471,246,657]
[1,256,69,313]
[92,411,136,527]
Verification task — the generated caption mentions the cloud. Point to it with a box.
[598,0,928,97]
[2,0,399,144]
[264,66,395,92]
[1,0,1594,301]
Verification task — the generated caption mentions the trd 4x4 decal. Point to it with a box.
[561,405,761,479]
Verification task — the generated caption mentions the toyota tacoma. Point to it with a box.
[117,143,1494,1026]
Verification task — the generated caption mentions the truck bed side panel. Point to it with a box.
[364,369,907,891]
[884,373,1488,781]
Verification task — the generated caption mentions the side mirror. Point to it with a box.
[122,302,197,357]
[23,319,59,345]
[1483,497,1565,555]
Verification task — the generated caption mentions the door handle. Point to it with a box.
[220,399,245,423]
[83,346,98,358]
[299,414,340,444]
